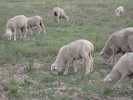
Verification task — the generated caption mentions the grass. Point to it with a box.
[0,0,133,99]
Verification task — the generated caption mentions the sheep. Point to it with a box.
[27,16,46,35]
[104,53,133,92]
[100,27,133,65]
[4,15,27,41]
[52,7,69,22]
[115,6,124,17]
[51,39,94,75]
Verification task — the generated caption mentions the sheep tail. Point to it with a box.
[40,21,44,28]
[40,21,46,34]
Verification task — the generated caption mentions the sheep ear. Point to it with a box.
[108,78,112,82]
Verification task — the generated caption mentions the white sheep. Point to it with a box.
[115,6,124,17]
[52,7,69,22]
[100,27,133,65]
[4,15,27,41]
[104,53,133,92]
[51,39,94,75]
[27,16,46,35]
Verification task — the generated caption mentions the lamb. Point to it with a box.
[4,15,27,41]
[27,16,46,35]
[104,53,133,92]
[51,39,94,75]
[115,6,124,17]
[52,7,69,22]
[100,27,133,65]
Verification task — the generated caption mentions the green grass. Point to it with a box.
[0,0,133,99]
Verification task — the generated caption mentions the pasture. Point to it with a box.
[0,0,133,99]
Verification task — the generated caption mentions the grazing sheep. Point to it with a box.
[27,16,46,35]
[115,6,124,17]
[100,27,133,65]
[52,7,69,22]
[104,53,133,92]
[4,15,27,41]
[51,39,94,75]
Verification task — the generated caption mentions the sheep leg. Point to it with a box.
[110,54,116,65]
[72,61,77,74]
[63,59,73,75]
[129,74,133,89]
[126,74,133,92]
[89,53,93,72]
[129,75,133,88]
[85,58,91,75]
[20,28,24,38]
[8,33,12,40]
[23,25,27,38]
[118,73,130,91]
[111,48,119,65]
[40,22,46,34]
[13,29,17,41]
[127,75,133,93]
[36,24,41,35]
[28,26,33,36]
[81,52,91,74]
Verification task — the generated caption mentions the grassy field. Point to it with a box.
[0,0,133,99]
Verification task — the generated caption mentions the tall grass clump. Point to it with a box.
[24,57,35,74]
[0,78,19,96]
[42,74,56,83]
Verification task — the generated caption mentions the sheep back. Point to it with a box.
[6,15,27,30]
[27,16,43,27]
[58,39,94,61]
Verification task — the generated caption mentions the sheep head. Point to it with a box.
[104,74,115,87]
[51,63,62,75]
[100,52,109,64]
[4,31,13,40]
[100,48,113,65]
[63,15,69,21]
[104,73,121,88]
